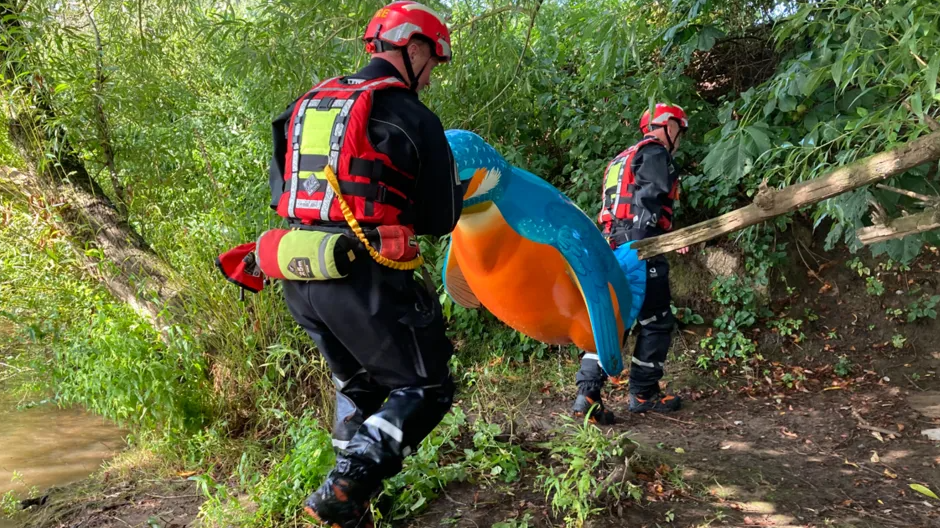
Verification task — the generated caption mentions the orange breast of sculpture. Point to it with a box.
[451,203,599,351]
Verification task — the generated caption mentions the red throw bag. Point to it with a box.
[215,242,264,293]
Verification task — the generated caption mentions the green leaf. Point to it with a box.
[745,124,773,154]
[911,93,923,119]
[927,53,940,100]
[832,51,844,88]
[910,484,939,500]
[695,26,725,52]
[763,99,776,117]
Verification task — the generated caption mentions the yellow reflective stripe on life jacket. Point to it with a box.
[299,108,340,160]
[608,158,626,215]
[288,96,355,219]
[605,159,624,191]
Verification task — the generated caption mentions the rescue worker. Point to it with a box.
[267,3,461,526]
[572,103,690,423]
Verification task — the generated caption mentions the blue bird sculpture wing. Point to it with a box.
[499,166,640,376]
[613,242,647,332]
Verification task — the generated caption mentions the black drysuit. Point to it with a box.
[578,138,679,398]
[269,58,462,490]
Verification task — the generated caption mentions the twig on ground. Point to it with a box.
[648,413,696,426]
[144,493,200,500]
[852,409,901,437]
[903,373,926,392]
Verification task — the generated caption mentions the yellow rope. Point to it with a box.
[323,165,425,270]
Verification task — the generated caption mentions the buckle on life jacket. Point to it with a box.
[606,231,630,249]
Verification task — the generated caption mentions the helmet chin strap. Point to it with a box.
[400,46,429,92]
[657,123,684,154]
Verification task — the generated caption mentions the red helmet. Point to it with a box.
[639,103,689,134]
[363,1,452,62]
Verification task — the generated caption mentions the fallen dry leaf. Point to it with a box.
[897,424,905,432]
[780,427,799,439]
[884,469,898,479]
[871,451,881,463]
[872,431,885,443]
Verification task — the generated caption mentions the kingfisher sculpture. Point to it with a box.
[441,129,647,376]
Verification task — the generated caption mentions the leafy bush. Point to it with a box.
[250,412,335,526]
[536,415,640,527]
[907,294,940,322]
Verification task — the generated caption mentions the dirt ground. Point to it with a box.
[11,246,940,528]
[12,477,202,528]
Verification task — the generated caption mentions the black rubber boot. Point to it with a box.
[572,352,616,424]
[572,391,616,424]
[304,472,375,528]
[627,391,682,413]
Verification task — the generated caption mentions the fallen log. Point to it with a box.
[856,207,940,246]
[633,130,940,259]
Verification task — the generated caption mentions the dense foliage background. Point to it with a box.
[2,0,939,526]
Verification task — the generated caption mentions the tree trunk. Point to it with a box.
[633,130,940,260]
[1,166,181,328]
[3,2,180,327]
[856,207,940,246]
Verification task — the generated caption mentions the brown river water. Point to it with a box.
[0,392,125,528]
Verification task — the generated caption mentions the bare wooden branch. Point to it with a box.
[633,130,940,259]
[875,183,940,204]
[856,207,940,246]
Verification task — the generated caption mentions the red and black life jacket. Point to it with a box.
[275,76,416,228]
[597,137,680,235]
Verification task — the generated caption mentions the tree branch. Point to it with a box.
[1,165,181,335]
[633,130,940,259]
[875,183,940,204]
[465,0,542,122]
[856,207,940,246]
[451,6,527,33]
[82,0,126,216]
